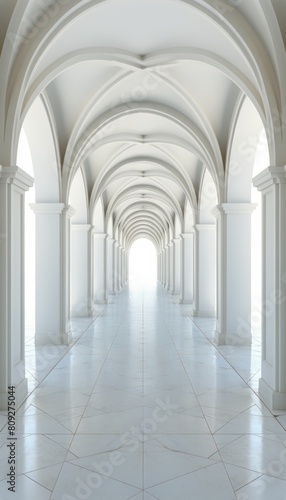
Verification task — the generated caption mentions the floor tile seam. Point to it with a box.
[229,466,286,494]
[146,440,220,462]
[176,301,285,422]
[62,456,143,491]
[156,291,213,434]
[247,368,261,382]
[212,434,247,453]
[141,287,175,489]
[204,443,241,493]
[218,454,280,481]
[219,459,247,496]
[19,302,112,416]
[68,292,135,441]
[201,401,263,417]
[142,491,160,500]
[67,441,142,464]
[17,451,71,477]
[50,355,141,497]
[234,475,271,496]
[161,306,271,431]
[40,434,75,455]
[143,460,226,491]
[202,408,266,434]
[19,473,53,494]
[0,464,54,495]
[15,407,79,434]
[127,492,145,500]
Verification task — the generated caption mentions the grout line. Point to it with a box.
[20,302,111,413]
[142,287,145,492]
[175,301,286,420]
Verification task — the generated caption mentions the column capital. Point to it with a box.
[30,202,68,214]
[194,224,215,232]
[0,166,33,191]
[180,232,194,239]
[64,205,75,218]
[253,166,286,191]
[71,224,92,232]
[91,231,108,239]
[212,203,257,218]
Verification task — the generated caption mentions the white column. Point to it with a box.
[121,247,125,287]
[107,237,115,295]
[114,242,120,293]
[118,245,122,290]
[165,245,169,289]
[71,224,91,316]
[173,238,181,295]
[123,249,127,285]
[212,203,256,346]
[0,166,33,409]
[161,248,166,286]
[193,224,216,317]
[92,232,107,304]
[157,252,161,282]
[159,251,163,283]
[168,242,174,292]
[63,206,74,334]
[118,245,122,289]
[253,167,286,410]
[126,250,129,284]
[31,203,73,346]
[180,233,194,304]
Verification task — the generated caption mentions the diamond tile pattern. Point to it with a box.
[1,285,286,499]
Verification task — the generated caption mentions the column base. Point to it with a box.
[192,310,215,318]
[259,378,286,412]
[0,378,28,411]
[214,330,252,346]
[71,307,92,318]
[179,299,193,305]
[35,331,73,346]
[94,299,108,305]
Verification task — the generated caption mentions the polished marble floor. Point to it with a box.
[1,284,286,499]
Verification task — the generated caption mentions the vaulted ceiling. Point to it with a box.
[1,0,285,249]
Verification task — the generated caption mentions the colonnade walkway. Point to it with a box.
[1,284,286,499]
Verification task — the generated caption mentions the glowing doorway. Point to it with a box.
[129,238,157,289]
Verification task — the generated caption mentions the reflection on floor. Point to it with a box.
[1,284,286,499]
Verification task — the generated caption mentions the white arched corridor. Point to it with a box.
[2,0,286,498]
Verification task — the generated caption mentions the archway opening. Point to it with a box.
[129,238,157,289]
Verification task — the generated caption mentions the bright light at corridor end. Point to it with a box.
[129,238,157,288]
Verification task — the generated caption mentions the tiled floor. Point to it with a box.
[1,284,286,499]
